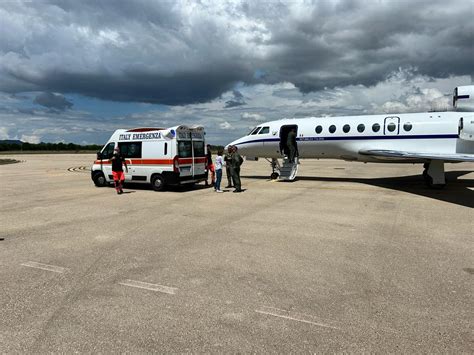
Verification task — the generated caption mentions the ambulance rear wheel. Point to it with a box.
[93,172,106,187]
[151,174,166,191]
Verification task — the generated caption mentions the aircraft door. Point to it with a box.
[279,125,298,157]
[384,116,400,136]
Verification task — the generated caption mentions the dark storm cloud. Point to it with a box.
[0,0,472,104]
[29,68,247,106]
[34,92,73,111]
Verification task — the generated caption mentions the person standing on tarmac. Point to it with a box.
[287,128,298,163]
[214,149,224,193]
[205,144,215,187]
[224,146,233,188]
[110,147,128,194]
[230,145,244,193]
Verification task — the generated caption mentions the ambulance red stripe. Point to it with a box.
[94,157,206,165]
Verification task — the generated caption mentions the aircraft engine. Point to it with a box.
[453,85,474,112]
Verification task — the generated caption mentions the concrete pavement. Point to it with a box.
[0,154,473,352]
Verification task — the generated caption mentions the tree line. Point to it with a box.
[0,141,102,152]
[0,141,225,152]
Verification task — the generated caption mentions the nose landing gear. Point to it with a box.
[270,158,280,180]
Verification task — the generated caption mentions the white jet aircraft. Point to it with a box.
[227,85,474,188]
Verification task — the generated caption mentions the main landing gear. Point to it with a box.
[422,161,446,189]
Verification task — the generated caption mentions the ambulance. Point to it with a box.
[91,125,207,191]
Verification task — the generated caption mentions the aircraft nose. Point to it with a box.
[225,139,239,150]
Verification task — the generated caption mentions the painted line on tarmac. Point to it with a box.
[67,166,89,173]
[21,261,69,274]
[255,307,340,330]
[119,279,177,295]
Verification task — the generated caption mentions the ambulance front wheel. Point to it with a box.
[151,174,166,191]
[92,172,107,187]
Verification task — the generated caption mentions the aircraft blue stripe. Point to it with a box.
[234,134,458,146]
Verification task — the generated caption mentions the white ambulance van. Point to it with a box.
[91,125,207,191]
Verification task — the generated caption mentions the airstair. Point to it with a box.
[278,157,299,181]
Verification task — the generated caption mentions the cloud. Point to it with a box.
[0,0,472,106]
[0,127,9,140]
[219,121,233,130]
[224,90,247,108]
[20,134,41,144]
[34,92,73,111]
[241,112,265,122]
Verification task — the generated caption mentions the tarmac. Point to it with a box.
[0,154,473,352]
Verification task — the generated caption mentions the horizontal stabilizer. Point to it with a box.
[359,149,474,162]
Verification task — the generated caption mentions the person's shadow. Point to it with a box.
[242,170,474,208]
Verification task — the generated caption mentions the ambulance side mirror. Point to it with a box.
[97,151,102,159]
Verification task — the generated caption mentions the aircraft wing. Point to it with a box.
[359,149,474,162]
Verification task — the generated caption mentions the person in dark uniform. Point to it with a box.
[110,147,128,194]
[230,146,244,193]
[287,128,297,163]
[224,146,233,188]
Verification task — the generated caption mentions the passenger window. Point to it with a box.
[315,125,323,134]
[118,142,142,158]
[329,125,336,133]
[101,142,115,159]
[372,123,381,132]
[343,124,350,133]
[387,122,397,132]
[357,124,365,133]
[258,126,270,134]
[403,122,413,131]
[251,127,262,135]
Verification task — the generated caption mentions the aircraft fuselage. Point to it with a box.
[229,112,474,163]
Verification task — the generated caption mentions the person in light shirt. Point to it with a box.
[214,149,224,193]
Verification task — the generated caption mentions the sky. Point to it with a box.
[0,0,473,145]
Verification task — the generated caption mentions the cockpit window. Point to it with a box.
[251,127,262,135]
[258,126,270,134]
[247,127,259,135]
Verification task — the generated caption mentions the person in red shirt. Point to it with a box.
[205,144,215,187]
[110,147,128,194]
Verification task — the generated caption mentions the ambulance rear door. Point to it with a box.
[192,138,206,176]
[177,139,193,178]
